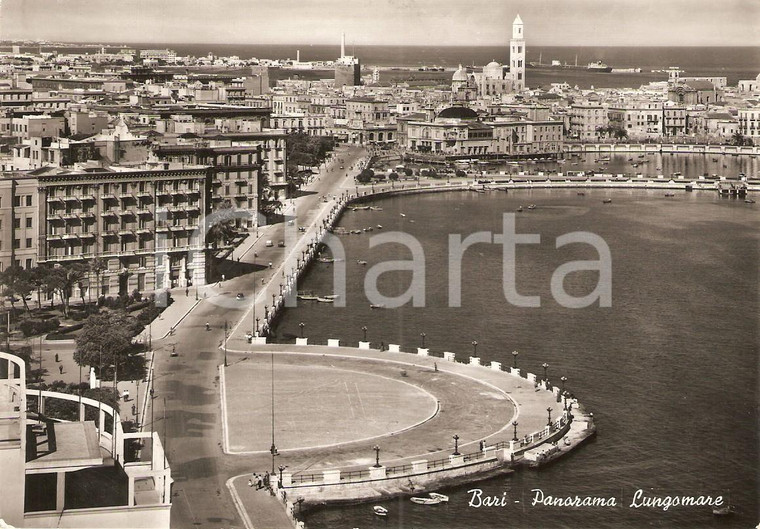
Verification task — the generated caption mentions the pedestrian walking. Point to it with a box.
[185,287,189,297]
[222,274,226,281]
[55,353,59,362]
[59,365,63,374]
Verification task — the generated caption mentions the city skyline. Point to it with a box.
[1,0,759,47]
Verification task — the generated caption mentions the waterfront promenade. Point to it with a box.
[134,148,643,528]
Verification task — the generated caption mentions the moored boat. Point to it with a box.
[712,505,736,517]
[297,290,319,301]
[373,506,388,516]
[411,497,443,505]
[316,297,335,303]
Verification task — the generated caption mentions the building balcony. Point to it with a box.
[135,190,152,198]
[46,234,63,240]
[136,209,153,216]
[155,225,170,232]
[101,193,117,200]
[61,233,79,240]
[135,228,152,235]
[119,229,135,236]
[103,230,119,238]
[118,192,134,199]
[61,212,80,220]
[79,232,96,239]
[118,209,135,217]
[46,213,63,221]
[79,211,96,218]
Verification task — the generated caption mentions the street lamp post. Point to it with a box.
[471,341,478,356]
[560,376,567,392]
[547,407,553,427]
[452,434,460,456]
[270,351,278,473]
[223,321,228,367]
[279,283,283,296]
[272,293,276,308]
[278,464,287,486]
[373,445,381,467]
[362,326,368,342]
[299,322,305,339]
[512,350,519,369]
[420,332,426,348]
[542,362,549,383]
[512,421,519,441]
[256,317,260,335]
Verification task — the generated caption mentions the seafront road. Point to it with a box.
[144,147,559,529]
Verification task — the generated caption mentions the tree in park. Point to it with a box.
[388,172,399,181]
[207,200,241,248]
[73,310,142,385]
[29,265,51,309]
[404,168,413,177]
[88,257,107,302]
[356,168,374,184]
[0,265,33,313]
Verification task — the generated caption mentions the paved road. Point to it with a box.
[152,145,368,529]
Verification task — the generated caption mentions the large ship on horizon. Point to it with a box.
[587,60,613,72]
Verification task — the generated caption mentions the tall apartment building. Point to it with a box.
[0,166,212,292]
[151,142,263,228]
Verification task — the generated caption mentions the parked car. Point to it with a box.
[236,293,245,300]
[277,240,285,247]
[265,240,273,247]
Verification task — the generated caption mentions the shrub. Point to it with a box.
[19,318,60,337]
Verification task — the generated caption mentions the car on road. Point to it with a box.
[265,240,273,247]
[298,226,306,232]
[236,293,245,300]
[277,240,285,247]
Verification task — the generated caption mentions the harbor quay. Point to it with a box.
[219,340,595,521]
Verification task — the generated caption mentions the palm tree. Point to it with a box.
[50,263,86,316]
[88,257,107,304]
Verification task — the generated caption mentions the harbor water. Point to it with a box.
[272,157,758,528]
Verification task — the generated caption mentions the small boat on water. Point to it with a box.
[400,213,406,217]
[350,230,362,235]
[373,506,388,516]
[745,199,756,204]
[527,204,537,210]
[577,192,585,196]
[516,206,523,212]
[297,291,319,301]
[317,297,335,303]
[322,295,340,299]
[410,493,449,505]
[357,260,368,265]
[411,497,443,505]
[664,193,675,197]
[602,198,612,204]
[364,227,374,232]
[377,224,383,229]
[370,304,385,309]
[317,257,335,263]
[712,505,736,517]
[370,206,384,211]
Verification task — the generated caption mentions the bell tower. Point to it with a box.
[510,14,525,91]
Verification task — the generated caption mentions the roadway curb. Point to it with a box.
[226,475,255,529]
[160,298,202,339]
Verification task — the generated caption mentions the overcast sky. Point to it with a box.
[2,0,758,47]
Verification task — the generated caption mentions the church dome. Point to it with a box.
[452,65,468,82]
[436,106,478,120]
[486,60,501,69]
